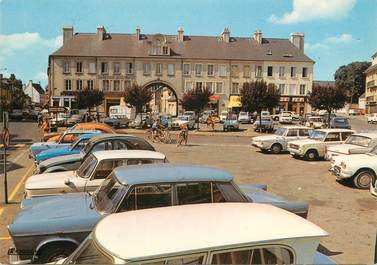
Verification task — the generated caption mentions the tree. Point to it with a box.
[76,89,104,113]
[334,61,371,103]
[309,84,347,126]
[124,84,153,115]
[181,87,213,129]
[240,80,280,127]
[10,88,30,110]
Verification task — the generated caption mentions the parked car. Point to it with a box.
[329,117,351,129]
[261,110,271,118]
[305,116,325,129]
[348,109,360,115]
[34,132,102,162]
[279,111,293,124]
[9,109,24,120]
[253,116,274,132]
[183,110,197,121]
[60,203,333,265]
[325,132,377,160]
[30,130,100,159]
[199,110,216,123]
[370,179,377,196]
[219,111,228,123]
[35,134,155,174]
[129,113,151,129]
[252,126,312,154]
[291,112,300,121]
[51,112,71,127]
[238,111,251,124]
[159,114,172,128]
[368,113,377,124]
[330,146,377,189]
[25,150,166,198]
[171,115,195,130]
[65,114,83,127]
[9,164,309,263]
[287,129,355,161]
[223,114,239,131]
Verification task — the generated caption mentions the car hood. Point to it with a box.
[252,135,281,142]
[25,171,76,191]
[39,153,82,168]
[10,193,101,236]
[333,153,375,166]
[30,142,69,157]
[35,146,78,162]
[289,139,320,146]
[327,144,364,154]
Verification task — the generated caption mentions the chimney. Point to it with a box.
[222,27,230,43]
[63,26,73,45]
[97,25,106,41]
[254,30,262,44]
[290,32,304,52]
[136,25,141,40]
[177,26,184,42]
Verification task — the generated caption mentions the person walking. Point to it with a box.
[41,118,50,134]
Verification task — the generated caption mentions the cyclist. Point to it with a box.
[177,123,188,147]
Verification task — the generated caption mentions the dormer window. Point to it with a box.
[163,46,169,55]
[149,35,170,56]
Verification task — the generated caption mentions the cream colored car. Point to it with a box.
[305,116,325,129]
[24,150,166,198]
[288,129,355,161]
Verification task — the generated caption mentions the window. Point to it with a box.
[302,67,308,78]
[156,63,162,75]
[183,63,190,75]
[76,62,83,73]
[162,46,169,55]
[290,67,297,78]
[299,84,306,95]
[231,65,239,77]
[102,80,110,91]
[231,83,239,94]
[243,65,251,78]
[278,84,285,94]
[76,80,83,90]
[127,159,159,165]
[207,64,214,76]
[88,62,96,74]
[325,132,341,142]
[205,82,213,92]
[267,66,273,77]
[101,62,108,74]
[87,80,94,90]
[64,79,72,90]
[195,64,203,76]
[167,64,175,76]
[196,82,203,90]
[212,182,246,202]
[63,61,70,73]
[286,129,298,137]
[126,63,133,74]
[124,80,132,91]
[176,182,211,205]
[279,66,285,77]
[121,185,172,211]
[113,80,120,91]
[185,81,193,92]
[255,65,262,77]
[289,84,296,95]
[216,82,223,94]
[219,65,226,77]
[299,129,311,137]
[92,160,124,180]
[143,63,151,75]
[341,131,353,141]
[114,63,120,74]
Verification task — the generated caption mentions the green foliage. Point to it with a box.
[240,80,280,113]
[181,87,213,113]
[76,89,104,110]
[10,88,30,110]
[124,84,153,114]
[334,61,371,103]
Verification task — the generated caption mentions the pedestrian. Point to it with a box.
[41,118,50,134]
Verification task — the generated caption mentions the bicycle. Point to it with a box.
[146,128,172,144]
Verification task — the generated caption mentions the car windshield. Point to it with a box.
[70,137,89,150]
[310,130,326,141]
[76,154,97,178]
[345,135,371,147]
[334,118,349,124]
[94,174,127,214]
[239,112,247,116]
[275,128,287,136]
[178,116,188,121]
[82,139,94,155]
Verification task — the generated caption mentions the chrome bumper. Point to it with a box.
[8,247,33,264]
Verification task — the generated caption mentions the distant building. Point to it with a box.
[23,80,45,105]
[313,80,335,88]
[0,74,23,109]
[365,52,377,113]
[358,93,366,111]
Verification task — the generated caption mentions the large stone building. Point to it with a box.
[365,52,377,113]
[48,26,314,115]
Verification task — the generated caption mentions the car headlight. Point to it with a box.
[340,162,346,169]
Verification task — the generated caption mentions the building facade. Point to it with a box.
[365,52,377,113]
[23,80,45,106]
[48,26,314,115]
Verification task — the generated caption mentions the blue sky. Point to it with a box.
[0,0,376,87]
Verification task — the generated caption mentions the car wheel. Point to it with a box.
[223,127,227,132]
[271,143,282,154]
[353,170,376,189]
[37,243,76,263]
[305,150,318,161]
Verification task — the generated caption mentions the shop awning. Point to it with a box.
[227,96,242,108]
[209,95,220,101]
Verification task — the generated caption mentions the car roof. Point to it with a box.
[316,129,355,133]
[279,126,311,129]
[94,203,328,261]
[92,150,165,160]
[113,164,233,186]
[87,133,139,143]
[78,132,103,139]
[351,132,377,138]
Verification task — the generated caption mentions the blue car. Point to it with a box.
[35,132,102,162]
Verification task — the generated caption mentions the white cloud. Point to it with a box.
[268,0,356,24]
[306,33,356,51]
[34,71,48,82]
[325,33,355,44]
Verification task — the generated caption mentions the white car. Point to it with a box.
[367,113,377,124]
[61,203,334,264]
[330,147,377,189]
[305,116,325,129]
[237,111,251,124]
[252,126,312,154]
[24,150,166,198]
[219,111,228,123]
[171,115,195,130]
[325,133,377,160]
[279,112,293,124]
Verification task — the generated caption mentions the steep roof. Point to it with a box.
[32,83,45,94]
[52,32,314,63]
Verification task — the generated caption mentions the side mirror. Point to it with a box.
[64,178,71,186]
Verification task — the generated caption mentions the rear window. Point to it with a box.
[129,138,155,151]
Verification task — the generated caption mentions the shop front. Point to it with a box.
[280,96,307,114]
[227,95,242,113]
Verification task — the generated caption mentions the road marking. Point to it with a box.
[14,144,26,148]
[0,236,10,240]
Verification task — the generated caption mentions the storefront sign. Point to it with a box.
[292,97,305,102]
